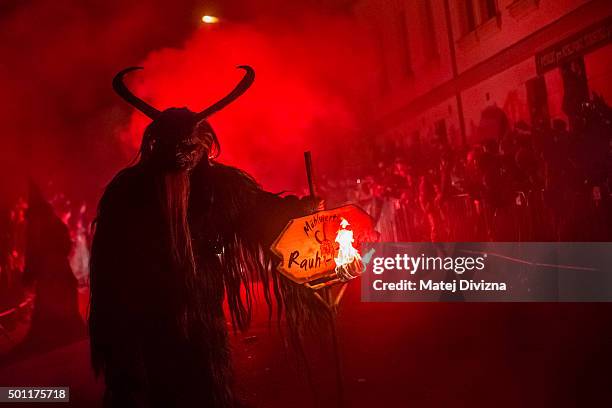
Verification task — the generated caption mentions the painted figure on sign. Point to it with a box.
[334,218,363,281]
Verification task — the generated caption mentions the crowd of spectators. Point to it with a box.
[318,97,612,243]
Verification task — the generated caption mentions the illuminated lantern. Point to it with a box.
[271,204,377,290]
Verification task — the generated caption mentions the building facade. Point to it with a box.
[355,0,612,148]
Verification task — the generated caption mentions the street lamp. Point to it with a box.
[201,15,219,24]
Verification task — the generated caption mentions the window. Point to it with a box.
[464,0,477,34]
[420,0,438,60]
[481,0,498,20]
[526,76,550,126]
[434,119,448,143]
[397,6,414,75]
[460,0,498,35]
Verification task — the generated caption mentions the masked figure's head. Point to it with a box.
[110,65,255,284]
[140,108,216,171]
[113,65,254,172]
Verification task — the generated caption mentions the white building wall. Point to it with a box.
[450,0,593,73]
[355,0,611,146]
[355,0,454,118]
[462,56,534,142]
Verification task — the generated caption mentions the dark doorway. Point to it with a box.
[526,75,550,128]
[560,57,589,130]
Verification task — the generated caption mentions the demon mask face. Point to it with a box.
[140,108,216,171]
[112,65,255,171]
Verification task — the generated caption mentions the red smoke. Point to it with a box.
[0,0,201,204]
[0,0,374,205]
[120,14,375,192]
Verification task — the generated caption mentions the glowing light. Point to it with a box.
[334,218,364,281]
[201,15,219,24]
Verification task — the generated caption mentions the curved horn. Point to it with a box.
[112,67,161,119]
[195,65,255,120]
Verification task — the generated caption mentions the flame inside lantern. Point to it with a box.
[334,218,364,281]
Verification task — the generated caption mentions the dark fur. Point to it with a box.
[89,159,330,407]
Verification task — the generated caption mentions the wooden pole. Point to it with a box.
[303,150,344,407]
[329,314,344,408]
[304,151,316,198]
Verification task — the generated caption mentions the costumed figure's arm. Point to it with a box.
[198,162,332,343]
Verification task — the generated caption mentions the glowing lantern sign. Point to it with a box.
[271,204,376,290]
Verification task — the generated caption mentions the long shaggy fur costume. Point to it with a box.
[89,158,331,407]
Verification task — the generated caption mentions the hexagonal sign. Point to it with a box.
[270,204,377,284]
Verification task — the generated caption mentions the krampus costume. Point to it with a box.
[89,66,329,407]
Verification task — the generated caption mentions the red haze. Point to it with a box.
[0,0,374,204]
[119,14,376,192]
[0,0,198,204]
